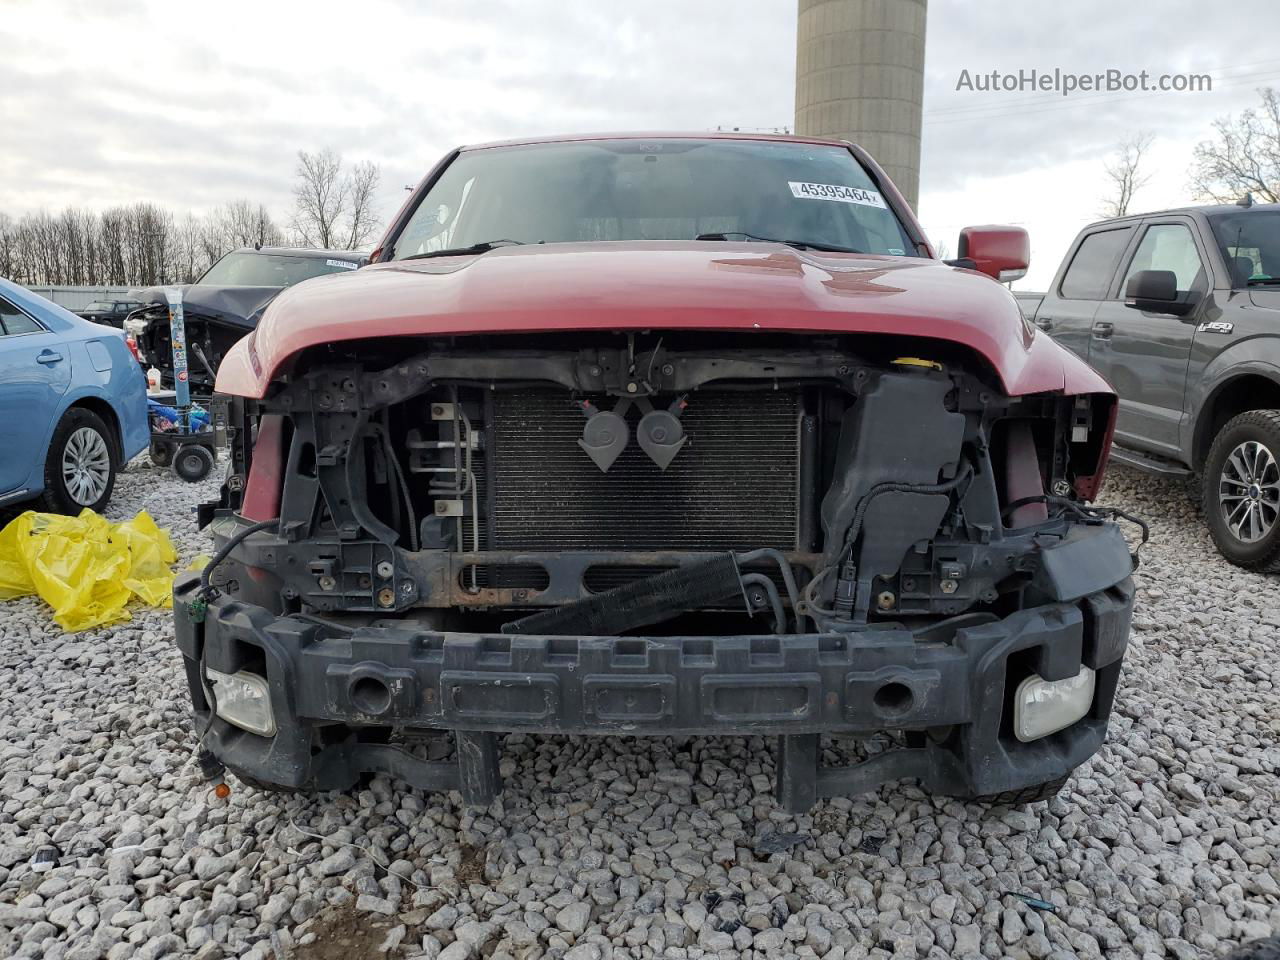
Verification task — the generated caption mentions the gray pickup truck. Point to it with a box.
[1018,201,1280,570]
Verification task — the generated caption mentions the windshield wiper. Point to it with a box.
[1246,276,1280,285]
[401,239,526,261]
[694,232,862,253]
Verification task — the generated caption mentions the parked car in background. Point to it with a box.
[0,277,148,514]
[176,133,1136,812]
[1022,201,1280,570]
[132,247,367,392]
[78,298,143,327]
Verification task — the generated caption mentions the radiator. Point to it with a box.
[487,389,802,553]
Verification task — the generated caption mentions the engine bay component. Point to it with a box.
[819,370,967,620]
[181,329,1134,814]
[492,387,799,553]
[577,400,629,473]
[635,397,689,471]
[502,552,746,635]
[499,545,804,636]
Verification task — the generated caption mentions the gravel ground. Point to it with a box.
[0,459,1277,960]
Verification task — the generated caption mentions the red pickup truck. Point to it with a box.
[175,133,1137,811]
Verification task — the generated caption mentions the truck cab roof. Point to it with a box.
[1079,201,1280,231]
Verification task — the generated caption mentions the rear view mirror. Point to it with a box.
[947,226,1029,282]
[1124,269,1196,317]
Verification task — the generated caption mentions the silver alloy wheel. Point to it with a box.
[61,426,111,506]
[1219,439,1280,543]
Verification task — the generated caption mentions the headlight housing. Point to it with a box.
[1013,665,1095,742]
[207,668,276,737]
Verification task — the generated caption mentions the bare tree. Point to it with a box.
[99,208,129,285]
[120,203,176,286]
[0,214,15,280]
[198,216,231,274]
[1100,133,1154,219]
[1,194,305,286]
[173,214,207,283]
[0,147,383,285]
[217,199,285,249]
[1191,88,1280,204]
[58,209,97,284]
[292,149,381,250]
[344,161,382,250]
[26,212,62,285]
[292,149,345,248]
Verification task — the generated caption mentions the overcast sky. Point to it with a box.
[3,0,1279,287]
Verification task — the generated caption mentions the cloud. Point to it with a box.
[0,0,796,225]
[2,0,1278,285]
[916,0,1280,282]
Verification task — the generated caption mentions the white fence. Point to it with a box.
[22,285,141,311]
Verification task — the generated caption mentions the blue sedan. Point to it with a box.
[0,277,149,513]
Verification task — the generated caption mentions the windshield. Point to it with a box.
[1208,211,1280,285]
[390,138,919,260]
[85,301,113,310]
[197,253,359,287]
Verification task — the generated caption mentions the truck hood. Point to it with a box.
[137,284,282,329]
[217,241,1110,399]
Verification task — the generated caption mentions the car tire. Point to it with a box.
[172,444,215,483]
[39,408,117,515]
[148,440,174,471]
[150,441,173,468]
[1203,410,1280,572]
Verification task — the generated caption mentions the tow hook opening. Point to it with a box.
[873,681,915,717]
[350,675,393,716]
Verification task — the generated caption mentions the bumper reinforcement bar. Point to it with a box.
[174,571,1133,811]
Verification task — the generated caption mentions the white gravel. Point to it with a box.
[0,459,1277,960]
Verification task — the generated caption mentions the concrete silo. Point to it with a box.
[795,0,928,209]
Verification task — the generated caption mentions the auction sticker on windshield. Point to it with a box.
[788,182,887,207]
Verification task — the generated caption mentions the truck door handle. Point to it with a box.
[36,349,64,364]
[1092,321,1113,340]
[1034,317,1053,331]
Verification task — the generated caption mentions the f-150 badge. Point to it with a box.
[1197,320,1234,334]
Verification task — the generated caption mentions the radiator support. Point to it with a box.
[487,389,804,554]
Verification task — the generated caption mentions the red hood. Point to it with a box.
[216,242,1110,399]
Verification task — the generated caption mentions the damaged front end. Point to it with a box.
[176,332,1138,809]
[132,287,276,392]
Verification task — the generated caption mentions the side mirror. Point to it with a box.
[1124,269,1197,317]
[946,225,1030,282]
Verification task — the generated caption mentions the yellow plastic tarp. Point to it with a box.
[0,509,177,632]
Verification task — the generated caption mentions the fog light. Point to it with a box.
[1013,665,1095,742]
[207,668,276,737]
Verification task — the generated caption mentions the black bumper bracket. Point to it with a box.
[775,734,820,813]
[455,730,503,806]
[173,562,1135,810]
